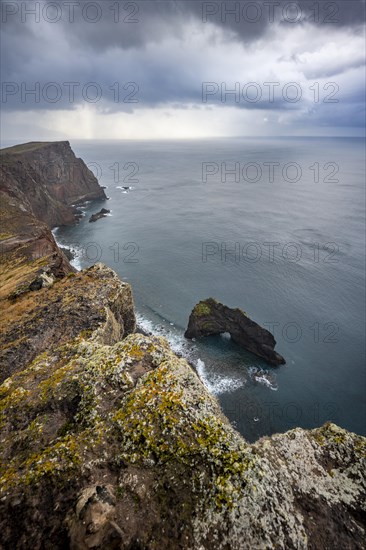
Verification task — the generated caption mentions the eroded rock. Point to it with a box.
[185,298,285,366]
[89,208,110,223]
[0,141,107,227]
[0,263,136,382]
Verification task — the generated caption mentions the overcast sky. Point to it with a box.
[1,0,365,140]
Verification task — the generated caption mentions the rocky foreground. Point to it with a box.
[0,142,365,549]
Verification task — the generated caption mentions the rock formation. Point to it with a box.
[0,142,365,549]
[0,140,109,352]
[185,298,285,366]
[0,264,136,384]
[0,141,107,228]
[89,208,110,222]
[0,322,365,548]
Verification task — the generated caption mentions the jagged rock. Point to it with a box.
[67,485,122,550]
[0,263,136,382]
[59,246,75,261]
[0,329,365,549]
[0,140,108,315]
[89,208,110,223]
[10,268,56,298]
[185,298,285,366]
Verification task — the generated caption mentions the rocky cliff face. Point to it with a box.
[0,143,365,549]
[0,141,107,227]
[0,171,74,314]
[0,264,136,384]
[0,141,107,317]
[185,298,285,366]
[0,265,365,550]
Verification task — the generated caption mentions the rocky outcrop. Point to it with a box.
[185,298,285,366]
[0,180,74,304]
[0,325,365,549]
[0,259,364,548]
[0,263,136,383]
[0,141,106,228]
[89,208,110,223]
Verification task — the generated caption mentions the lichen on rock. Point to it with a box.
[0,263,136,383]
[1,323,365,548]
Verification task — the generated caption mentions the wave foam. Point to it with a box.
[195,359,245,395]
[52,229,82,271]
[248,366,278,391]
[136,313,245,395]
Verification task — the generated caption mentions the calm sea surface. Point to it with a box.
[17,137,366,441]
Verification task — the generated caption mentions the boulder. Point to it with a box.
[89,208,111,223]
[185,298,285,366]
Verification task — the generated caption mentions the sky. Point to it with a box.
[1,0,365,140]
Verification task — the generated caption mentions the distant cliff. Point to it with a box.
[0,141,107,301]
[0,141,106,228]
[0,143,365,550]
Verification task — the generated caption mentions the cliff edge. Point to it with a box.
[0,141,107,311]
[0,141,106,227]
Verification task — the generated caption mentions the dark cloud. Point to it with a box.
[2,1,365,54]
[0,0,365,132]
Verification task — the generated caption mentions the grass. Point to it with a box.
[0,142,56,155]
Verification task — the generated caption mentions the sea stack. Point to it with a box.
[185,298,285,366]
[89,208,110,222]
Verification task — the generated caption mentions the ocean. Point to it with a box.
[32,137,366,441]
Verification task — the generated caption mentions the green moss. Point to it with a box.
[0,232,14,240]
[0,332,255,512]
[194,302,211,316]
[110,359,253,511]
[354,437,366,457]
[0,434,82,491]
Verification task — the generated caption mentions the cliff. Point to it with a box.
[0,141,106,228]
[0,143,365,549]
[0,141,107,313]
[0,279,365,548]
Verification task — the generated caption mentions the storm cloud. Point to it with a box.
[1,0,365,139]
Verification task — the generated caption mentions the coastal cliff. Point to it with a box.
[0,141,106,228]
[0,143,365,549]
[0,141,107,314]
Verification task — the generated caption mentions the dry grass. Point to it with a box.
[0,253,48,301]
[0,142,53,155]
